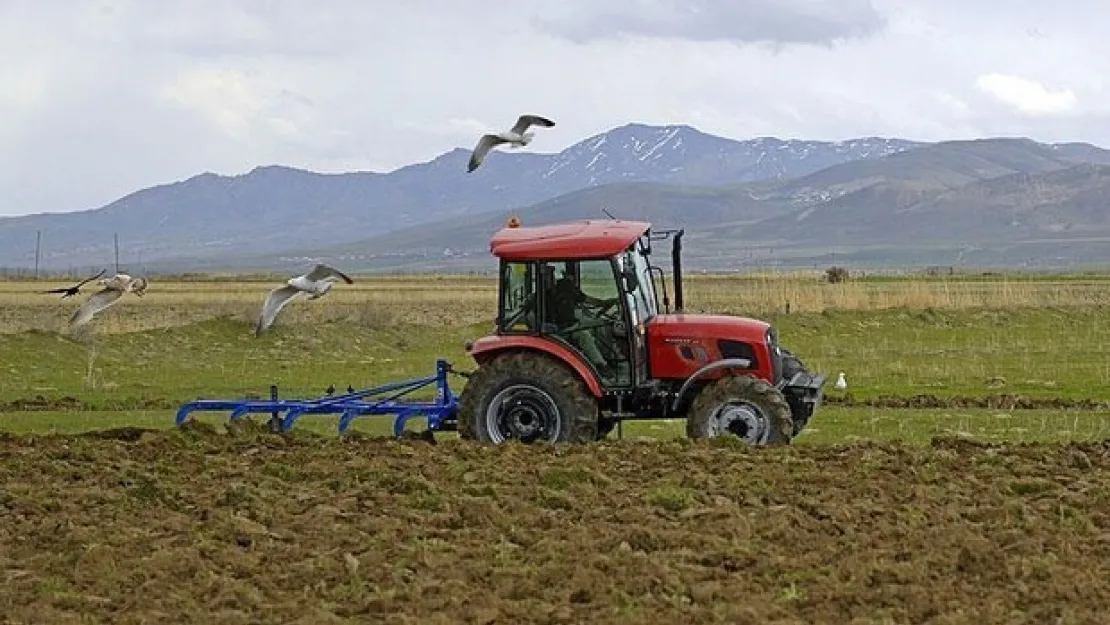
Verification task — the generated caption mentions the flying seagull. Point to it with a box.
[41,269,106,299]
[68,273,149,329]
[467,114,555,173]
[255,264,354,336]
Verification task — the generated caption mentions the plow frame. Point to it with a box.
[174,359,460,436]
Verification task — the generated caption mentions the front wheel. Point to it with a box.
[686,375,793,445]
[456,351,599,444]
[780,348,806,382]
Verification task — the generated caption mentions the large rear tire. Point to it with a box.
[456,351,599,444]
[686,374,793,445]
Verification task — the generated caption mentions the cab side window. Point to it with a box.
[499,261,536,332]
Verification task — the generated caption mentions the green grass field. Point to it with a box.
[3,271,1110,444]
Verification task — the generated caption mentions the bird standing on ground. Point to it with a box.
[835,372,848,390]
[467,114,555,173]
[68,273,149,329]
[41,269,106,299]
[255,264,354,336]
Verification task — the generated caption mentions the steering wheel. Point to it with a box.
[583,297,620,321]
[558,298,626,364]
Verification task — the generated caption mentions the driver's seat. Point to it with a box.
[545,275,580,329]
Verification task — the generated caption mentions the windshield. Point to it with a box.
[619,241,659,325]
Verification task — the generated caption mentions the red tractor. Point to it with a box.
[454,218,826,445]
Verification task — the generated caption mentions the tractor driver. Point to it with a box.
[547,265,619,376]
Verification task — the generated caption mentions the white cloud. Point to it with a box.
[0,0,1109,216]
[158,67,267,140]
[975,73,1077,116]
[532,0,887,46]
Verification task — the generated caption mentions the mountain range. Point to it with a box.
[3,122,1110,274]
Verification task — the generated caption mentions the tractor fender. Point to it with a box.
[669,357,753,413]
[465,335,605,398]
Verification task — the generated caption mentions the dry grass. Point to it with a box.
[684,272,1110,314]
[4,272,1110,335]
[0,275,497,334]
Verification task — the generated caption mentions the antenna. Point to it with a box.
[34,229,41,279]
[601,207,618,220]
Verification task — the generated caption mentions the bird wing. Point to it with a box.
[510,114,555,135]
[468,133,506,172]
[305,264,354,284]
[41,287,74,295]
[68,287,125,328]
[75,269,107,288]
[255,285,301,335]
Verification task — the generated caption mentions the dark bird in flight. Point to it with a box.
[41,269,106,299]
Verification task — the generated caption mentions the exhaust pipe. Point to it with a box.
[672,229,684,312]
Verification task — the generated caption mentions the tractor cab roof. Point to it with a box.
[489,219,651,261]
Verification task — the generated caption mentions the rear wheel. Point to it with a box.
[686,374,793,445]
[457,351,599,444]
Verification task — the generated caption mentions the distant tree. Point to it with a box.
[825,266,850,283]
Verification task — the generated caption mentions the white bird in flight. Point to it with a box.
[835,372,848,390]
[68,272,149,329]
[467,114,555,173]
[255,264,354,336]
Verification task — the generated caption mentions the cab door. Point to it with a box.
[539,259,634,388]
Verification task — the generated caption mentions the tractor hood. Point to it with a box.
[647,313,771,345]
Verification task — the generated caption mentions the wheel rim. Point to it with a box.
[484,384,561,444]
[711,401,770,445]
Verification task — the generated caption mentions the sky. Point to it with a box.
[1,0,1107,217]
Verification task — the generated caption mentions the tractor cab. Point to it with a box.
[491,219,662,390]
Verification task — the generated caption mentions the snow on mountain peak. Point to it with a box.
[533,123,922,187]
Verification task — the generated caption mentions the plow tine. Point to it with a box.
[281,407,307,433]
[175,404,197,427]
[393,408,426,438]
[337,408,360,435]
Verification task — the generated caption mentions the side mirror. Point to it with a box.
[622,266,640,292]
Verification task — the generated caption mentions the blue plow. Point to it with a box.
[174,359,460,437]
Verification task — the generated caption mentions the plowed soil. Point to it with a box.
[4,423,1110,624]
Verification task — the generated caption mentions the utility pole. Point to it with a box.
[33,230,41,279]
[113,233,120,273]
